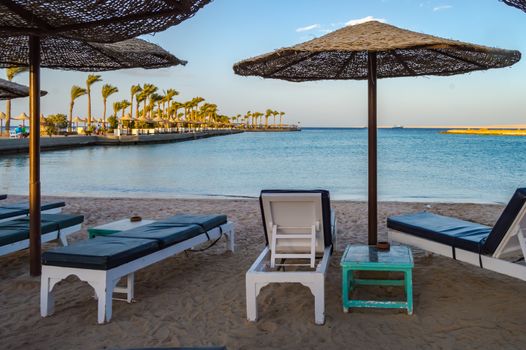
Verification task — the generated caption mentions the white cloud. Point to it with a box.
[433,5,452,12]
[296,24,320,32]
[345,16,386,26]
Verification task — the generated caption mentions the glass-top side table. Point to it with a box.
[340,245,414,314]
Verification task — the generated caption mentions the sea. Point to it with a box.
[1,128,525,204]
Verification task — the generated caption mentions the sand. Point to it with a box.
[0,196,525,350]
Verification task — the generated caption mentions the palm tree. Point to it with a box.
[4,67,28,134]
[130,84,142,119]
[252,112,263,128]
[101,84,118,125]
[120,100,131,118]
[279,111,285,128]
[163,89,179,117]
[245,111,251,128]
[112,101,122,118]
[272,110,278,127]
[141,84,158,117]
[86,74,103,125]
[149,93,163,118]
[265,109,273,129]
[69,85,87,132]
[171,101,183,120]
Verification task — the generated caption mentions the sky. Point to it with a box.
[3,0,526,127]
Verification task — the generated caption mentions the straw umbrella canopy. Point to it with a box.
[234,21,521,245]
[0,1,209,276]
[72,116,86,123]
[0,37,186,71]
[121,113,133,122]
[0,78,47,100]
[0,0,211,42]
[14,111,29,127]
[502,0,526,11]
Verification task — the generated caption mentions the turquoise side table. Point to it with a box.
[340,245,414,314]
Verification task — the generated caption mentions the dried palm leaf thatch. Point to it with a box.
[502,0,526,12]
[0,0,211,42]
[0,36,186,71]
[234,21,521,82]
[0,78,46,100]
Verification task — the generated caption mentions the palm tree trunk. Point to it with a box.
[103,98,107,125]
[87,88,92,125]
[68,102,74,133]
[4,99,11,135]
[130,93,134,118]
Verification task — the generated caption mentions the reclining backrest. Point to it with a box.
[260,190,332,253]
[482,188,526,255]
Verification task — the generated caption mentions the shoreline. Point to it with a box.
[1,193,506,205]
[0,129,242,155]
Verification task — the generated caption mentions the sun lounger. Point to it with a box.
[41,214,235,324]
[387,188,526,281]
[246,190,337,325]
[0,201,65,223]
[0,213,83,257]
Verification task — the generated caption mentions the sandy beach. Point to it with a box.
[1,196,525,350]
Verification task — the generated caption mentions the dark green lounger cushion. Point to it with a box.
[42,236,160,270]
[0,228,28,246]
[4,201,65,211]
[0,214,84,246]
[112,223,203,248]
[0,201,66,220]
[0,207,28,220]
[162,214,227,231]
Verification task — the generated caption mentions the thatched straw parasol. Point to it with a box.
[502,0,526,11]
[234,20,521,245]
[0,0,211,42]
[72,116,86,124]
[0,37,186,71]
[0,78,47,100]
[0,1,210,276]
[121,113,133,122]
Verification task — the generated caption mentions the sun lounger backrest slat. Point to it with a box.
[260,190,331,253]
[483,188,526,255]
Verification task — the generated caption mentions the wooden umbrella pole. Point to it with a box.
[29,35,41,276]
[367,51,378,246]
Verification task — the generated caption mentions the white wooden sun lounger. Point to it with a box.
[41,215,234,324]
[388,188,526,281]
[246,190,337,325]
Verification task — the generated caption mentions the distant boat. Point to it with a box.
[392,125,404,129]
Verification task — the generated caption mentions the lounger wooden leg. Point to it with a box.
[40,275,55,317]
[225,227,235,252]
[303,277,325,325]
[126,273,135,303]
[246,276,258,322]
[94,281,113,324]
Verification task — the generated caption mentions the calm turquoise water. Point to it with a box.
[1,128,525,203]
